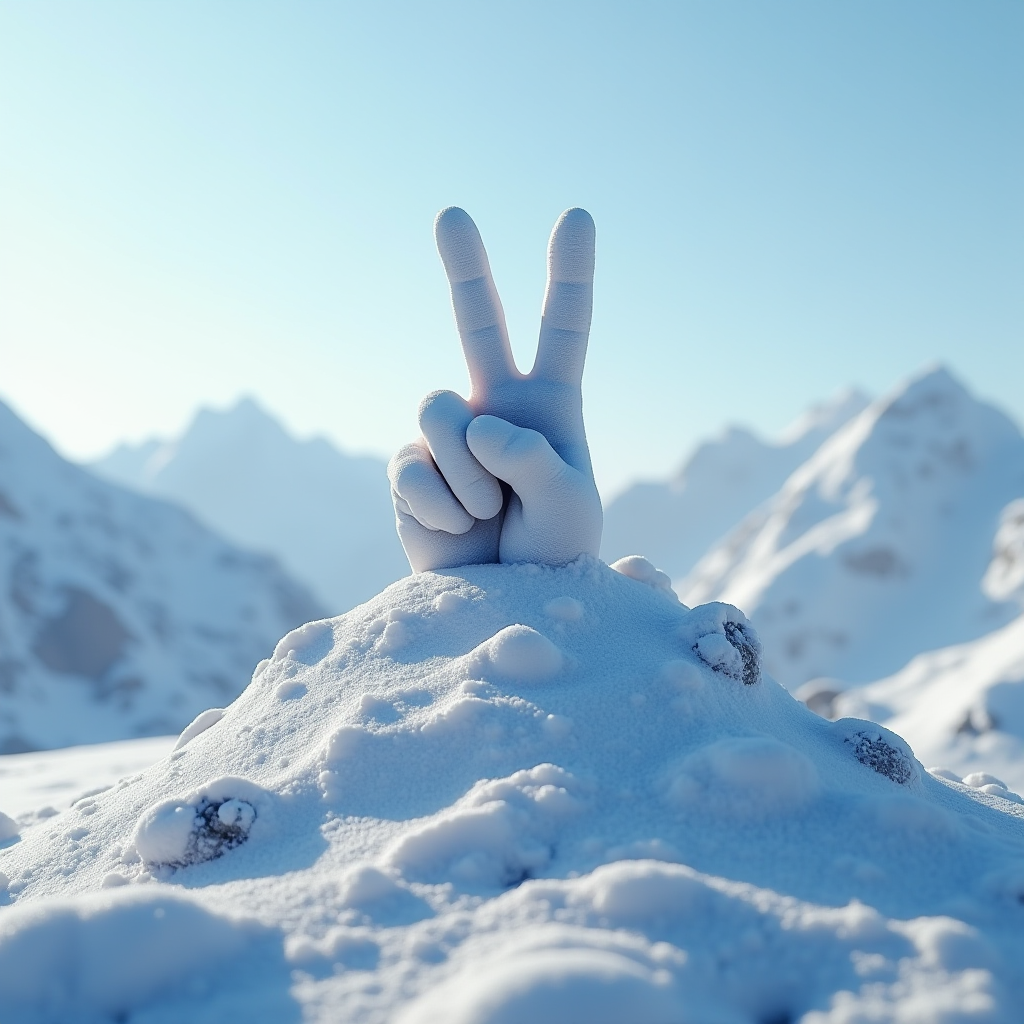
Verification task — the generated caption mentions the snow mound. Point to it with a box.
[2,559,1023,1021]
[0,888,286,1024]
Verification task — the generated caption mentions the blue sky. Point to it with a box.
[1,1,1021,495]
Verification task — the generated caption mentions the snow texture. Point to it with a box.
[0,399,323,753]
[92,397,409,614]
[389,208,603,572]
[0,736,174,822]
[2,560,1024,1022]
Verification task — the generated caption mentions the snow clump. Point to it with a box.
[133,777,263,869]
[609,554,677,597]
[682,601,762,685]
[386,764,584,888]
[0,811,19,843]
[473,624,564,682]
[172,707,225,750]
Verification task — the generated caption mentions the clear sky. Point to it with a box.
[1,1,1021,497]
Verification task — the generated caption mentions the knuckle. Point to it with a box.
[390,453,435,496]
[507,428,548,462]
[418,390,472,439]
[418,389,453,424]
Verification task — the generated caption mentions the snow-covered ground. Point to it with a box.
[92,397,409,613]
[0,735,174,819]
[2,560,1023,1022]
[0,400,323,753]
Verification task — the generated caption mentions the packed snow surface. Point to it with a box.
[92,397,408,613]
[2,559,1023,1022]
[0,399,323,752]
[0,735,174,820]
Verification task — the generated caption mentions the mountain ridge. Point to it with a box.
[0,397,324,752]
[91,397,410,614]
[680,366,1024,689]
[601,388,870,581]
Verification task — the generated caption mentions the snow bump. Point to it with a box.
[666,737,820,817]
[173,707,225,750]
[475,625,564,683]
[273,619,333,664]
[610,555,676,598]
[386,765,584,889]
[0,811,20,843]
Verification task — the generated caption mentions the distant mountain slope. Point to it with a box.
[680,367,1024,690]
[826,498,1024,791]
[0,399,324,752]
[91,398,409,613]
[832,611,1024,795]
[601,389,869,580]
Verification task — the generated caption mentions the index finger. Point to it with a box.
[531,208,595,385]
[435,207,517,396]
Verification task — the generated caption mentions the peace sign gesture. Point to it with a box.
[388,207,603,572]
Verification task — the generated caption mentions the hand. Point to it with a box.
[388,207,603,572]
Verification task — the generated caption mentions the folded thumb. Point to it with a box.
[465,416,569,511]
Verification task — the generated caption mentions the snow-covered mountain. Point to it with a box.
[601,389,869,580]
[0,399,324,752]
[829,610,1024,795]
[91,398,409,614]
[2,560,1022,1022]
[680,367,1024,690]
[816,498,1024,793]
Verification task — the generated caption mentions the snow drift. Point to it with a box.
[2,559,1023,1022]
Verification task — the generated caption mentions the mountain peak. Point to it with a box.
[875,363,969,416]
[603,389,870,582]
[184,395,292,448]
[89,400,408,613]
[682,366,1024,689]
[0,400,323,751]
